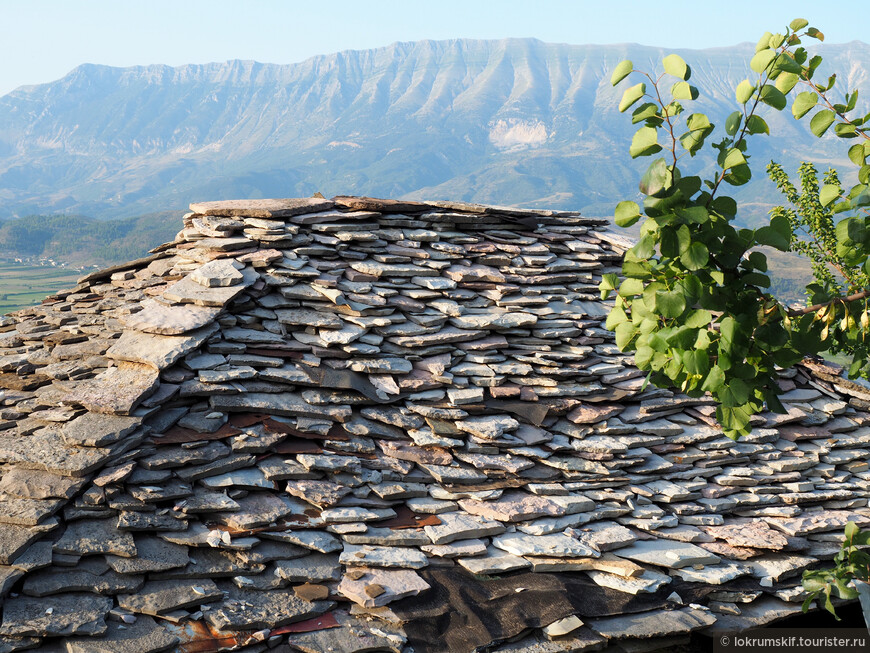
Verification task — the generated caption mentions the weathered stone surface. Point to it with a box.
[338,568,430,607]
[190,259,243,287]
[586,607,716,639]
[61,413,141,448]
[459,492,565,523]
[704,522,789,550]
[117,579,222,616]
[340,544,429,570]
[0,468,87,500]
[0,429,133,478]
[614,539,720,569]
[121,298,222,335]
[492,532,600,558]
[457,547,530,575]
[274,554,341,583]
[64,363,160,415]
[22,566,144,597]
[0,521,58,565]
[162,267,256,307]
[106,323,219,371]
[63,615,179,653]
[106,537,189,574]
[205,586,333,630]
[54,519,137,558]
[423,512,506,545]
[190,197,334,217]
[0,593,112,637]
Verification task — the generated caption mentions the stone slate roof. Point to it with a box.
[0,196,868,653]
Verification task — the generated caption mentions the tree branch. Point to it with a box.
[787,289,870,317]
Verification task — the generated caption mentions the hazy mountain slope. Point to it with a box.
[1,38,868,221]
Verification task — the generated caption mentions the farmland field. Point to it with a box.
[0,261,86,315]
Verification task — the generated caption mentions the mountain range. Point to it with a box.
[1,38,869,223]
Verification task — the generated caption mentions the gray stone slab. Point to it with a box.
[190,259,243,287]
[117,579,222,616]
[423,512,506,545]
[284,614,406,653]
[0,468,87,500]
[0,430,130,478]
[60,413,142,448]
[121,299,222,335]
[22,567,144,597]
[59,362,158,416]
[492,532,600,558]
[0,496,65,526]
[54,519,137,558]
[0,593,112,637]
[162,267,257,307]
[340,544,429,570]
[190,197,334,218]
[63,615,179,653]
[106,323,219,371]
[106,537,189,574]
[613,539,721,569]
[204,586,333,630]
[0,521,59,564]
[586,607,716,640]
[274,554,341,583]
[210,392,351,422]
[338,567,430,607]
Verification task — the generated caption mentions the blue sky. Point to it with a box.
[0,0,861,96]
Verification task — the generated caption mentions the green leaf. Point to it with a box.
[671,81,698,101]
[701,365,726,392]
[611,60,633,86]
[792,91,818,119]
[680,242,709,270]
[618,278,644,297]
[806,27,824,41]
[834,122,858,138]
[723,148,747,170]
[600,273,619,291]
[614,322,638,350]
[724,164,752,186]
[632,102,660,125]
[755,32,773,52]
[725,111,742,136]
[810,110,836,137]
[662,54,690,80]
[680,206,709,224]
[639,158,671,196]
[619,83,646,113]
[790,18,809,31]
[759,85,787,111]
[746,115,769,135]
[614,201,642,227]
[633,234,655,259]
[750,49,776,74]
[735,80,756,104]
[755,214,792,251]
[848,143,868,166]
[630,126,662,158]
[721,379,750,406]
[685,309,712,328]
[655,289,686,318]
[680,113,712,155]
[775,72,799,94]
[820,184,841,207]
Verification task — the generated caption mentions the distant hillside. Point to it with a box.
[0,211,182,265]
[1,39,869,223]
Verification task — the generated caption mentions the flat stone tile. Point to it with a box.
[338,567,430,607]
[117,579,222,616]
[613,539,720,569]
[204,586,333,630]
[121,298,222,335]
[0,593,112,637]
[106,323,219,371]
[63,615,179,653]
[54,519,137,558]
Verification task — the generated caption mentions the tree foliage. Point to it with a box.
[602,20,870,439]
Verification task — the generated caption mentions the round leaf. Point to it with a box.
[746,115,769,135]
[810,110,836,137]
[725,111,742,136]
[735,80,756,104]
[614,201,642,227]
[655,289,686,318]
[639,158,671,196]
[750,49,776,74]
[662,54,690,80]
[619,83,646,113]
[819,184,841,207]
[671,81,698,101]
[680,242,709,270]
[723,148,747,170]
[790,18,809,31]
[759,85,786,111]
[792,91,818,119]
[611,60,633,86]
[630,126,662,158]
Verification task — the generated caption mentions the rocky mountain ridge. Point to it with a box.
[1,39,869,220]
